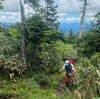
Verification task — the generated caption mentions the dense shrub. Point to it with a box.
[75,58,100,99]
[34,73,51,89]
[27,41,64,72]
[90,52,100,68]
[80,28,100,57]
[27,40,77,73]
[0,54,26,77]
[0,31,25,77]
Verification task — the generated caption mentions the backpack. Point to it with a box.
[69,60,74,65]
[65,63,72,74]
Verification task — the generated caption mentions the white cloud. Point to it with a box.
[58,13,67,17]
[2,0,20,12]
[58,16,95,23]
[56,0,82,15]
[0,0,99,23]
[0,16,6,21]
[0,0,34,23]
[60,0,99,17]
[58,17,81,23]
[0,11,20,22]
[57,0,100,23]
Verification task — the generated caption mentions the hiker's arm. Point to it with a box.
[59,65,65,72]
[72,70,76,76]
[71,64,76,76]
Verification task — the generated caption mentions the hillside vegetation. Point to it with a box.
[0,0,100,98]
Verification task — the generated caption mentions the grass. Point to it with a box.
[0,76,62,99]
[0,74,100,99]
[0,57,100,99]
[0,73,76,99]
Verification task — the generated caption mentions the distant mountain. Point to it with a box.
[1,22,90,34]
[3,22,14,26]
[59,22,80,35]
[0,22,14,29]
[59,22,91,35]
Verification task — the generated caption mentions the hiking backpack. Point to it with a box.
[69,60,74,65]
[65,63,72,74]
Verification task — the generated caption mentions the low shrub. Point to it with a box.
[74,58,100,99]
[34,73,51,89]
[0,54,26,78]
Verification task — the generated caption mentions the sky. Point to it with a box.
[0,0,100,23]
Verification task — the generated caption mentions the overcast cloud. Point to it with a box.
[0,0,100,23]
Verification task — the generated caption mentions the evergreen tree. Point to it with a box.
[45,0,59,29]
[94,12,100,28]
[80,12,100,57]
[0,0,3,9]
[68,29,75,44]
[24,0,39,10]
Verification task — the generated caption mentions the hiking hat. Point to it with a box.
[65,60,69,64]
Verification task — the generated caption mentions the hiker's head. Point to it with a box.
[65,60,69,64]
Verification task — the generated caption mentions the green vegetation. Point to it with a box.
[0,0,100,98]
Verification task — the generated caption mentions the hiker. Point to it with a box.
[59,60,76,88]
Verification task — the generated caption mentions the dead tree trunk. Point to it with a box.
[45,0,48,22]
[20,0,27,67]
[79,0,87,39]
[77,0,88,61]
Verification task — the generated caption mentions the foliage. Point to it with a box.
[94,12,100,28]
[64,44,77,60]
[0,30,25,77]
[24,15,67,72]
[0,31,20,56]
[0,0,100,98]
[7,28,21,38]
[0,0,3,9]
[0,78,40,99]
[0,26,4,32]
[90,52,100,68]
[0,77,58,99]
[45,0,59,29]
[67,29,76,44]
[0,56,100,99]
[27,41,65,72]
[34,73,50,88]
[27,37,76,72]
[80,28,100,57]
[0,54,25,77]
[24,0,40,10]
[74,58,100,99]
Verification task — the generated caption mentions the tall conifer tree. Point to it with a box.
[0,0,3,9]
[45,0,59,29]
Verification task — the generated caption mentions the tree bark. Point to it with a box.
[79,0,87,39]
[45,0,48,21]
[20,0,27,67]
